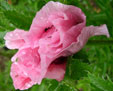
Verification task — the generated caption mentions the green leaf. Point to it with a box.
[0,31,8,47]
[3,10,33,30]
[0,11,15,31]
[88,73,113,91]
[76,77,91,91]
[0,1,34,30]
[65,58,91,80]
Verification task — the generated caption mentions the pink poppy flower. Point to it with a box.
[29,1,109,80]
[4,1,109,90]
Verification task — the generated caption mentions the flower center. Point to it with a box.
[44,25,53,32]
[52,56,67,65]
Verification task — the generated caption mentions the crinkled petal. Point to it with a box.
[58,24,109,56]
[45,63,66,81]
[11,63,36,90]
[29,1,86,48]
[11,48,41,84]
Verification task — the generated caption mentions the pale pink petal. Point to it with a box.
[58,24,109,56]
[4,29,27,49]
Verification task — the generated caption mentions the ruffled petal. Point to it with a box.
[11,48,41,84]
[29,1,86,48]
[45,63,66,81]
[4,29,27,49]
[58,24,109,56]
[11,63,36,90]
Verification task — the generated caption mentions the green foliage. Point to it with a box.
[0,61,15,91]
[65,58,91,80]
[0,0,113,91]
[88,73,113,91]
[0,0,34,30]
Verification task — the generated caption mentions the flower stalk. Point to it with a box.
[87,40,113,45]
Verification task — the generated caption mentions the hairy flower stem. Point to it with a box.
[87,40,113,45]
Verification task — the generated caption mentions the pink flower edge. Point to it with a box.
[57,24,109,57]
[4,29,27,49]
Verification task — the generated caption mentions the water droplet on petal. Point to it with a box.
[22,51,26,55]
